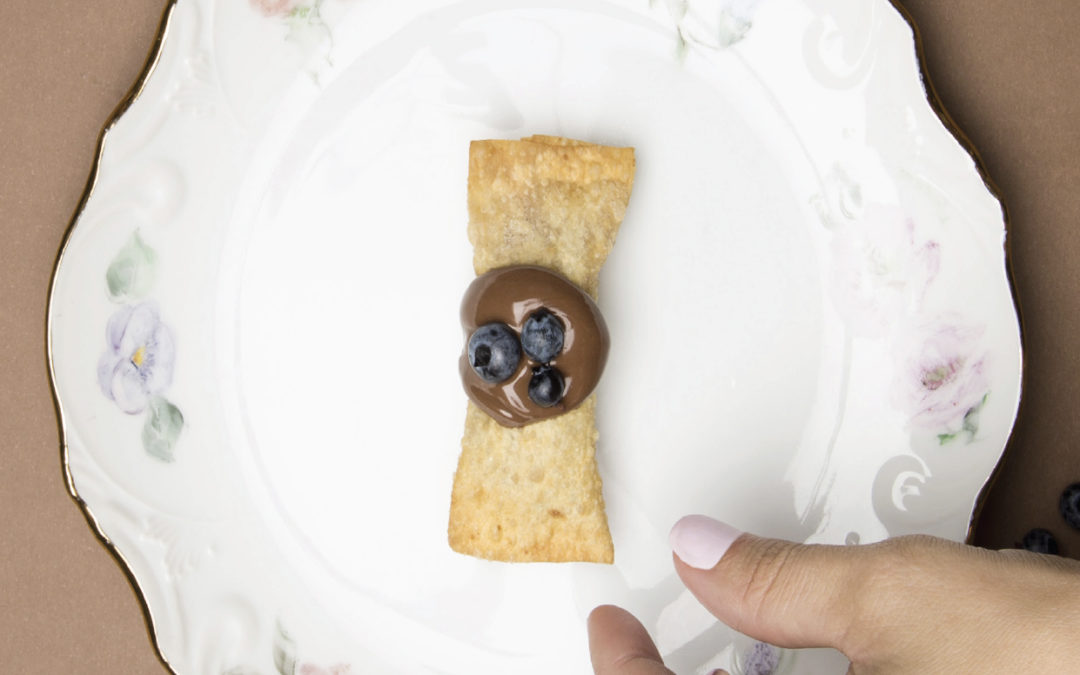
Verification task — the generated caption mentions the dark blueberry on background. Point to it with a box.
[468,323,521,383]
[528,366,565,407]
[1061,482,1080,530]
[1019,528,1060,555]
[521,309,565,363]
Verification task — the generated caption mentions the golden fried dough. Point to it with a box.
[449,136,634,563]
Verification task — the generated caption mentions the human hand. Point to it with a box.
[588,515,1080,674]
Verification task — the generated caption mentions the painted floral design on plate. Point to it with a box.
[896,321,990,445]
[97,232,184,461]
[250,0,338,65]
[826,203,991,444]
[221,620,351,675]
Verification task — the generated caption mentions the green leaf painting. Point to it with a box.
[142,396,185,462]
[106,231,157,302]
[100,230,185,461]
[273,621,298,675]
[938,393,989,445]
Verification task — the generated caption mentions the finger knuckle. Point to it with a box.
[864,535,939,578]
[739,538,800,624]
[848,536,946,624]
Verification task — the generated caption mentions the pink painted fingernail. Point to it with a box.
[669,515,742,570]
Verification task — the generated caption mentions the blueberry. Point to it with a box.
[1019,528,1059,555]
[1060,482,1080,531]
[521,309,564,364]
[528,366,565,407]
[468,323,521,383]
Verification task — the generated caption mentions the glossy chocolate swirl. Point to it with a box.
[460,266,609,427]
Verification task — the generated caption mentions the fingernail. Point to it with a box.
[669,515,742,570]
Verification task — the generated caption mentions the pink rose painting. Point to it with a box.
[271,621,350,675]
[250,0,302,16]
[829,204,941,337]
[247,0,339,66]
[894,321,990,443]
[826,203,988,443]
[298,664,351,675]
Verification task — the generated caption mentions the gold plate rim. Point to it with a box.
[45,1,181,673]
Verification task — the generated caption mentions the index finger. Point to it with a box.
[587,605,674,675]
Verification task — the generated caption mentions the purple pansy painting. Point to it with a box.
[99,232,184,461]
[98,302,175,414]
[742,641,780,675]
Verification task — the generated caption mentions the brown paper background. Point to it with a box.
[1,0,1077,671]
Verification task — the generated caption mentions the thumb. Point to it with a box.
[668,515,1080,670]
[668,515,1017,658]
[670,515,862,651]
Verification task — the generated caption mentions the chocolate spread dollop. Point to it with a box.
[459,266,610,427]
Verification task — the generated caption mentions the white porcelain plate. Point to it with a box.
[49,0,1022,673]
